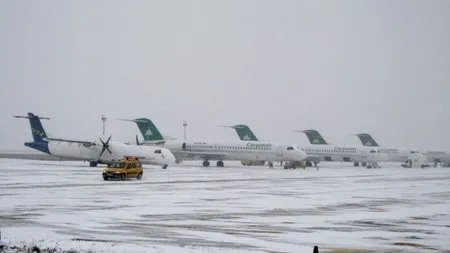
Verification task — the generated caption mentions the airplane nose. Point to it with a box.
[296,150,308,161]
[164,150,176,165]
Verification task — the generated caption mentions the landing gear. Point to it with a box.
[89,161,98,167]
[353,162,359,167]
[162,164,168,169]
[202,160,210,167]
[216,160,224,167]
[366,162,380,169]
[305,161,313,167]
[362,162,367,167]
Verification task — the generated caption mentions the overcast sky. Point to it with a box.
[1,0,449,152]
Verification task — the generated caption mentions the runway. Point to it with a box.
[0,158,449,253]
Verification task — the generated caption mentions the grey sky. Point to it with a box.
[1,0,449,151]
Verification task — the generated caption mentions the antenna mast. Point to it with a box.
[101,115,107,136]
[183,120,187,140]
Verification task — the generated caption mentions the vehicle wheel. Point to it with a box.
[89,161,97,167]
[102,174,108,181]
[137,172,143,180]
[305,161,312,167]
[202,160,210,167]
[362,162,367,167]
[353,162,359,167]
[120,174,126,181]
[216,161,224,167]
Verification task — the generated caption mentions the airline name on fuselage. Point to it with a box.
[378,148,399,153]
[246,143,272,148]
[333,147,356,153]
[426,151,447,156]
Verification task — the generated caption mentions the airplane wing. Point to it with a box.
[177,151,230,160]
[44,137,97,147]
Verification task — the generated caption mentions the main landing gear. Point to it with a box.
[162,164,168,169]
[89,161,98,167]
[202,160,224,167]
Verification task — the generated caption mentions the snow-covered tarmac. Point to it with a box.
[0,158,449,253]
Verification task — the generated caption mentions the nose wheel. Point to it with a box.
[202,160,210,167]
[162,164,168,169]
[216,161,224,167]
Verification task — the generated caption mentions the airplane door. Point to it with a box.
[277,146,283,157]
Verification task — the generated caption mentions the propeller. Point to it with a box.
[99,135,112,158]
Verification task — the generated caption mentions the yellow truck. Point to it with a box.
[102,156,143,181]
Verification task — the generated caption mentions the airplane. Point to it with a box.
[219,125,266,166]
[222,125,387,168]
[14,113,176,169]
[119,118,308,168]
[355,133,449,166]
[296,129,392,167]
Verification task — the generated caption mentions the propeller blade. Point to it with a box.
[99,147,106,158]
[106,146,112,154]
[99,137,106,146]
[106,135,112,145]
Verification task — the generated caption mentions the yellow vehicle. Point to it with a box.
[102,156,143,181]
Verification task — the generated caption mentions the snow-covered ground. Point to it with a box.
[0,159,449,253]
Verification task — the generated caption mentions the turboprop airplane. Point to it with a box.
[118,118,308,168]
[222,125,387,168]
[14,113,176,169]
[355,133,449,166]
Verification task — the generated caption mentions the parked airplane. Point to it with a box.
[296,129,389,166]
[219,125,266,166]
[355,133,448,166]
[119,118,308,168]
[14,113,176,169]
[222,125,387,168]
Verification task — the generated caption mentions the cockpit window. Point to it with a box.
[154,149,161,154]
[370,150,376,153]
[287,147,294,150]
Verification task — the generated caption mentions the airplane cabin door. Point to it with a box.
[277,146,283,157]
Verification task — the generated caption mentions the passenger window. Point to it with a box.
[136,162,141,167]
[132,163,136,168]
[127,163,132,169]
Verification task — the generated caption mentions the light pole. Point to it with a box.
[101,114,107,136]
[183,120,187,140]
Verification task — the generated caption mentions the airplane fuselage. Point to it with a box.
[25,141,176,167]
[148,140,308,163]
[299,144,388,163]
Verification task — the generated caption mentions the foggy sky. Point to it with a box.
[1,0,449,151]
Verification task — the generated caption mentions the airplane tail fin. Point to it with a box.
[220,124,259,141]
[14,112,50,143]
[355,133,379,147]
[301,129,328,145]
[118,118,165,141]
